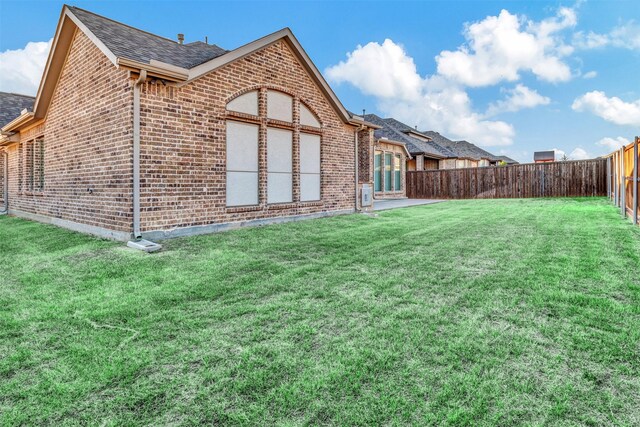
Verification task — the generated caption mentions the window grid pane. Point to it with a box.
[267,127,293,204]
[395,154,401,191]
[374,152,382,192]
[384,153,392,192]
[300,133,321,201]
[226,121,259,206]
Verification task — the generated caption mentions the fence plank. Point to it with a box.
[406,159,607,200]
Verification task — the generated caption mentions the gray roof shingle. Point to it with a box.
[421,131,500,161]
[69,6,228,69]
[0,92,35,128]
[363,114,456,158]
[454,140,500,161]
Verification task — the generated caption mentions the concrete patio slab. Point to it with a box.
[373,198,444,211]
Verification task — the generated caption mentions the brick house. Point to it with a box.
[358,114,510,179]
[0,6,379,241]
[0,92,36,210]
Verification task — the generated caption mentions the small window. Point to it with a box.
[300,103,321,128]
[25,140,34,191]
[34,138,44,191]
[374,151,382,192]
[226,121,259,206]
[267,127,293,204]
[394,154,401,191]
[300,133,321,201]
[226,91,258,116]
[267,90,293,122]
[384,153,392,191]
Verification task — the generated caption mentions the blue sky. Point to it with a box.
[1,0,638,162]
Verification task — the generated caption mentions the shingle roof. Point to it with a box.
[363,114,456,158]
[421,131,500,161]
[454,140,500,161]
[0,92,35,128]
[495,155,518,164]
[69,6,228,69]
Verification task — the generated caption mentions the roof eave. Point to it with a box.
[377,138,411,157]
[349,117,382,129]
[1,112,36,133]
[117,58,189,81]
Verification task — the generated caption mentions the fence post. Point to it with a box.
[613,152,618,206]
[634,137,638,225]
[607,157,611,201]
[620,147,626,217]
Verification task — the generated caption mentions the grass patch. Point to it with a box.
[1,198,639,425]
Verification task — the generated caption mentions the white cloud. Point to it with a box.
[573,22,640,51]
[573,31,610,49]
[326,40,515,146]
[435,8,575,87]
[486,84,550,116]
[569,147,590,160]
[552,148,564,160]
[0,39,52,95]
[609,22,640,50]
[552,147,590,160]
[582,70,597,79]
[325,39,422,101]
[596,136,629,152]
[572,91,640,126]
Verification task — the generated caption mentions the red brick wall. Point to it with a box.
[138,40,357,231]
[6,31,133,232]
[5,34,360,237]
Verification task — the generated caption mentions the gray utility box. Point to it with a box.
[361,184,372,207]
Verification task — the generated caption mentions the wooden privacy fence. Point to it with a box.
[406,159,607,200]
[606,137,639,226]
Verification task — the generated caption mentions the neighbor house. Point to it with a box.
[357,114,457,199]
[421,132,502,168]
[495,155,518,165]
[0,6,378,241]
[534,151,555,163]
[0,92,36,210]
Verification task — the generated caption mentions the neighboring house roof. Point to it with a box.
[495,155,519,164]
[422,130,480,160]
[0,92,35,128]
[363,114,455,158]
[454,140,499,161]
[534,151,555,161]
[3,5,359,134]
[421,131,500,161]
[68,7,228,69]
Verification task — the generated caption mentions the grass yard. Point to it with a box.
[1,198,639,426]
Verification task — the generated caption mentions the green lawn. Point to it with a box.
[1,198,639,426]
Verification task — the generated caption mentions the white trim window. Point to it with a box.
[300,133,321,201]
[267,127,293,204]
[267,90,293,122]
[226,121,259,206]
[226,90,259,116]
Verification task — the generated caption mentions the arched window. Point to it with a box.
[225,88,322,207]
[226,90,258,116]
[300,103,321,128]
[266,90,293,122]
